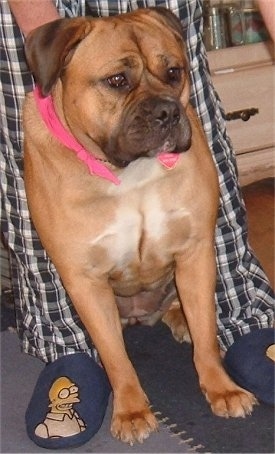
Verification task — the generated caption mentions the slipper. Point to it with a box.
[25,352,111,449]
[224,328,275,406]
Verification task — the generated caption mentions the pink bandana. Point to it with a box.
[33,86,121,185]
[33,86,180,184]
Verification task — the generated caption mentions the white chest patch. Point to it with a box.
[104,193,168,267]
[142,192,167,241]
[90,157,191,276]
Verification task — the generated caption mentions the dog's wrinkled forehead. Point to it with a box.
[75,21,186,77]
[25,7,187,96]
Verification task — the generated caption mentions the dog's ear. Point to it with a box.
[25,18,93,96]
[147,7,184,39]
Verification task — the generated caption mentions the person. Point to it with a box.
[258,0,275,42]
[1,0,274,450]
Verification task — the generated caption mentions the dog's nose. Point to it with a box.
[154,100,181,128]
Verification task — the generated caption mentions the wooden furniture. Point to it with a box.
[207,41,275,186]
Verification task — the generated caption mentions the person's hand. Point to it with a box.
[8,0,60,37]
[257,0,275,42]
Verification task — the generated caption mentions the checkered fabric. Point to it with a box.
[1,0,274,363]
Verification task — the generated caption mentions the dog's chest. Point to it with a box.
[89,162,192,287]
[104,192,173,264]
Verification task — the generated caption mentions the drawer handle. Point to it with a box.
[225,108,259,122]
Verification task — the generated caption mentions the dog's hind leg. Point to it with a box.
[162,301,191,343]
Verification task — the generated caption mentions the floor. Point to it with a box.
[1,330,193,453]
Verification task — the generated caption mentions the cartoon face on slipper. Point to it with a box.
[48,376,80,415]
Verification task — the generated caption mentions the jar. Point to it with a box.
[203,6,230,50]
[242,7,270,44]
[226,4,245,46]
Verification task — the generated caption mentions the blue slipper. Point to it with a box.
[224,328,275,406]
[25,353,111,449]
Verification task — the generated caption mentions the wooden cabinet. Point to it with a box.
[207,41,275,186]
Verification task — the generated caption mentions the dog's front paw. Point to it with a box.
[205,387,258,418]
[111,406,158,445]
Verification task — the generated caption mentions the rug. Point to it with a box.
[1,298,274,453]
[124,322,275,453]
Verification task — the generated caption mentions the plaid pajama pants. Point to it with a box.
[1,0,274,363]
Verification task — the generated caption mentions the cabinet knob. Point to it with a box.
[225,107,259,122]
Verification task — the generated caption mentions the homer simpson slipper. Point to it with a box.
[224,328,275,406]
[25,352,111,449]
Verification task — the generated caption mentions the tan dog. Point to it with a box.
[23,7,256,445]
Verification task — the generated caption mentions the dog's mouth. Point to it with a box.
[105,137,190,168]
[149,139,183,158]
[105,146,174,168]
[103,97,192,168]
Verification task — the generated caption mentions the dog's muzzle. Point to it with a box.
[105,96,192,167]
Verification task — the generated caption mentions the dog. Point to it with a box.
[23,7,256,445]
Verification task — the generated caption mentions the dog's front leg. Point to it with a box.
[65,278,158,444]
[175,242,257,418]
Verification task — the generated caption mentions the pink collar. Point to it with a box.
[33,86,181,184]
[33,86,121,185]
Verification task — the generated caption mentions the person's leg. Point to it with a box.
[178,1,274,342]
[165,0,274,404]
[0,1,110,449]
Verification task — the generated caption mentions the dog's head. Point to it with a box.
[25,7,192,167]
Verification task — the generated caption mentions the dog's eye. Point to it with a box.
[107,73,129,88]
[167,67,182,84]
